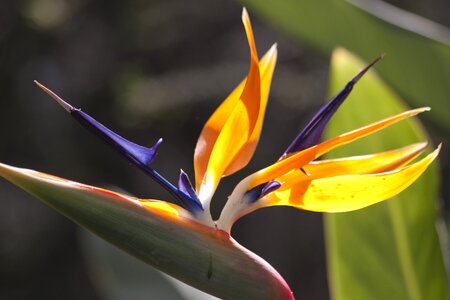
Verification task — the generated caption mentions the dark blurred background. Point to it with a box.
[0,1,448,299]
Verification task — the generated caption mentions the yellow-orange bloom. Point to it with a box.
[0,9,442,299]
[194,9,277,206]
[216,108,440,231]
[3,8,439,233]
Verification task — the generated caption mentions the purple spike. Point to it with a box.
[148,138,163,164]
[35,81,201,213]
[282,54,384,158]
[34,81,161,167]
[73,110,161,166]
[178,170,203,212]
[261,180,282,196]
[244,180,281,203]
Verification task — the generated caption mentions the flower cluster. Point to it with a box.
[0,8,441,299]
[24,9,439,233]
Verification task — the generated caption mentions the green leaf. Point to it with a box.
[323,48,449,300]
[241,0,450,131]
[79,228,216,299]
[0,163,293,300]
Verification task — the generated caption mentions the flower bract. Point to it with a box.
[0,7,440,300]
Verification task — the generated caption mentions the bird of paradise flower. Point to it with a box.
[0,8,440,300]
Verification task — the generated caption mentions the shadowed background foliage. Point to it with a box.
[0,0,448,299]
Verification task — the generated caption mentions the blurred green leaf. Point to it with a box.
[0,163,293,300]
[323,48,449,300]
[241,0,450,132]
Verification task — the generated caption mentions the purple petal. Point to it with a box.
[74,109,203,212]
[282,54,384,158]
[261,180,282,196]
[73,109,161,166]
[245,180,281,203]
[178,170,203,212]
[35,82,202,213]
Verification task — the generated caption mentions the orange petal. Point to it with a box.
[140,199,185,217]
[267,145,440,211]
[194,9,277,200]
[278,142,427,185]
[224,43,278,176]
[250,107,430,188]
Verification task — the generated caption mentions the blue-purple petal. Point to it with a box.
[71,109,204,212]
[261,180,282,196]
[244,180,281,203]
[71,110,161,167]
[178,170,204,212]
[35,81,204,214]
[282,55,384,157]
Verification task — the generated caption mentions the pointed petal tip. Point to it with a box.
[242,7,249,20]
[414,141,429,152]
[267,43,278,58]
[414,142,440,167]
[281,53,388,158]
[241,6,257,57]
[151,138,163,151]
[435,143,442,154]
[412,106,431,114]
[397,141,428,155]
[242,8,250,27]
[34,81,73,113]
[352,54,384,83]
[417,143,440,168]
